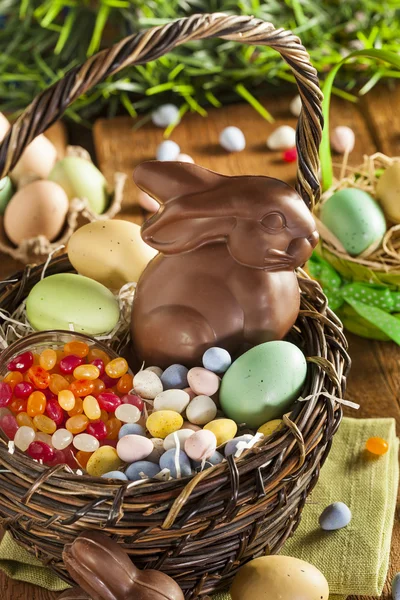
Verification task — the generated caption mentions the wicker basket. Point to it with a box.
[0,14,350,599]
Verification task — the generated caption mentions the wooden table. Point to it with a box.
[1,85,399,599]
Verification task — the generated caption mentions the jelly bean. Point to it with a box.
[97,392,122,412]
[163,429,195,451]
[86,446,122,477]
[184,430,217,461]
[33,353,41,365]
[52,428,73,450]
[116,435,153,463]
[0,414,18,439]
[319,502,352,530]
[64,341,89,358]
[91,378,106,397]
[100,409,109,423]
[90,359,105,377]
[73,365,100,381]
[100,438,117,448]
[118,424,146,439]
[39,349,57,371]
[68,397,84,417]
[83,395,101,420]
[101,373,118,389]
[14,426,36,451]
[125,461,160,482]
[133,370,163,400]
[192,451,224,471]
[146,410,183,439]
[69,379,95,398]
[188,368,220,396]
[7,351,34,373]
[33,415,57,434]
[49,374,70,394]
[219,126,246,152]
[27,366,50,389]
[59,355,83,375]
[202,347,232,374]
[0,407,11,418]
[58,389,76,411]
[14,381,34,400]
[73,433,100,453]
[64,447,79,469]
[4,371,23,389]
[66,414,89,434]
[102,471,128,481]
[106,357,128,379]
[87,421,107,440]
[9,397,27,414]
[204,419,237,446]
[117,373,133,395]
[0,382,12,407]
[56,349,66,362]
[27,391,46,417]
[161,364,188,390]
[42,387,57,401]
[47,449,69,467]
[366,437,389,456]
[16,412,37,430]
[75,450,93,469]
[159,449,192,478]
[154,389,190,414]
[186,396,217,425]
[88,348,110,365]
[115,404,141,424]
[46,399,64,426]
[27,440,55,463]
[120,394,144,411]
[105,417,122,440]
[145,366,163,378]
[35,431,53,445]
[225,435,254,457]
[257,419,284,437]
[282,148,297,163]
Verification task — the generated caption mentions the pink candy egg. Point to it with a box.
[187,367,220,396]
[116,434,153,463]
[138,190,159,213]
[184,430,217,461]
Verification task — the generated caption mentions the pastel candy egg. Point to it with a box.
[125,460,160,481]
[147,438,165,464]
[202,347,232,374]
[116,435,153,463]
[154,389,190,413]
[138,189,159,213]
[289,95,302,117]
[146,410,183,439]
[118,423,146,439]
[192,450,224,471]
[0,177,13,215]
[257,419,284,437]
[319,502,352,531]
[177,153,194,163]
[152,104,180,128]
[186,396,217,425]
[133,370,163,399]
[320,188,386,256]
[267,125,296,150]
[26,274,120,335]
[86,446,122,477]
[330,126,355,154]
[204,419,237,446]
[392,573,400,600]
[163,429,195,451]
[187,368,220,396]
[224,434,254,457]
[11,134,57,185]
[156,140,180,161]
[184,429,217,461]
[220,341,307,428]
[159,448,192,478]
[145,366,163,377]
[219,126,246,152]
[161,364,188,390]
[102,471,128,481]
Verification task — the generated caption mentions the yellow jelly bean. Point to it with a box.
[146,410,183,439]
[257,419,284,437]
[204,419,237,446]
[83,395,101,420]
[105,357,128,379]
[33,414,57,434]
[58,389,76,411]
[16,412,37,431]
[86,446,122,477]
[73,364,100,381]
[49,373,70,394]
[39,349,57,371]
[66,414,89,434]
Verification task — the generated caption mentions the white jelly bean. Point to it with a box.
[319,502,352,530]
[52,428,73,450]
[154,389,190,413]
[163,429,195,451]
[330,126,355,154]
[267,125,296,150]
[134,370,163,399]
[115,404,141,423]
[14,426,35,451]
[156,140,180,161]
[152,104,180,128]
[289,95,302,117]
[35,432,53,446]
[73,433,100,453]
[186,395,217,425]
[219,126,246,152]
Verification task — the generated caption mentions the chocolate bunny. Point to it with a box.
[131,161,318,368]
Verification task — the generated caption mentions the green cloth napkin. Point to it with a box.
[0,418,398,600]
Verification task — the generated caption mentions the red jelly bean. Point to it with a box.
[90,359,105,377]
[46,400,65,426]
[87,420,107,440]
[0,414,18,439]
[27,441,55,463]
[282,147,297,163]
[27,366,50,389]
[7,351,34,373]
[97,392,122,412]
[59,355,84,375]
[14,382,34,400]
[101,374,119,389]
[100,438,117,448]
[0,382,12,407]
[63,447,79,469]
[42,387,57,401]
[9,398,28,414]
[47,449,67,466]
[120,394,144,412]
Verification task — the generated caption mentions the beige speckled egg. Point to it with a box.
[376,162,400,224]
[11,134,57,186]
[67,220,158,289]
[4,180,68,245]
[133,370,163,400]
[231,556,329,600]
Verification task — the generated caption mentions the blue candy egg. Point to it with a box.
[224,435,254,457]
[101,471,128,481]
[159,449,192,478]
[192,451,224,471]
[219,126,246,152]
[161,364,189,390]
[118,423,146,439]
[152,104,180,128]
[202,347,232,374]
[156,140,180,161]
[392,573,400,600]
[125,461,160,481]
[319,502,352,531]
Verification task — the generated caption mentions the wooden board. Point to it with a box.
[0,88,399,600]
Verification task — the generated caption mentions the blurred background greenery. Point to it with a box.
[0,0,399,124]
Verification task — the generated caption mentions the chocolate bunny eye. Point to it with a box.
[261,212,286,232]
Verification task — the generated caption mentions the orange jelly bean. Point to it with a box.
[88,348,110,365]
[32,353,41,366]
[66,414,89,434]
[69,380,95,398]
[100,409,109,423]
[16,412,37,430]
[39,349,57,371]
[117,373,133,395]
[49,374,70,395]
[91,379,106,397]
[27,391,47,417]
[56,350,66,362]
[4,371,23,390]
[365,437,388,456]
[58,390,76,411]
[27,366,50,389]
[73,365,100,381]
[64,341,90,358]
[75,450,93,469]
[10,398,28,414]
[105,417,121,440]
[33,415,57,434]
[68,397,84,417]
[105,357,128,379]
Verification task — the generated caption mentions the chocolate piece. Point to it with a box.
[63,530,184,600]
[59,588,91,599]
[131,161,318,368]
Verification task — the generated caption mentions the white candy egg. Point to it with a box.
[156,140,180,161]
[219,126,246,152]
[152,104,180,128]
[186,395,217,425]
[163,429,195,451]
[133,370,163,399]
[330,126,355,154]
[177,153,194,163]
[267,126,296,150]
[289,95,302,117]
[154,389,190,413]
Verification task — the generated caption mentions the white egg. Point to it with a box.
[330,126,355,154]
[11,134,57,186]
[133,370,163,399]
[219,126,246,152]
[289,95,302,117]
[152,104,180,128]
[266,126,296,150]
[156,140,180,161]
[0,112,10,141]
[177,153,194,163]
[163,429,195,451]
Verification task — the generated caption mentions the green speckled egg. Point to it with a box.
[219,341,307,428]
[26,273,120,335]
[0,177,13,215]
[320,188,386,256]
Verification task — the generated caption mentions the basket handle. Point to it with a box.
[0,13,323,210]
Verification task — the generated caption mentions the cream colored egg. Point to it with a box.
[0,112,10,141]
[4,180,68,245]
[11,134,57,186]
[376,162,400,224]
[67,220,158,289]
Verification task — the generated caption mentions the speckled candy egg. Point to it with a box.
[116,434,153,463]
[187,368,220,396]
[133,370,163,400]
[146,410,183,439]
[184,429,217,461]
[186,396,217,425]
[159,448,192,478]
[86,446,122,477]
[320,188,386,256]
[163,429,195,451]
[202,347,232,374]
[161,364,188,390]
[257,419,284,437]
[154,389,190,413]
[204,418,237,446]
[125,460,160,481]
[220,341,307,428]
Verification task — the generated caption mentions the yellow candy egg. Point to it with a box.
[146,410,183,439]
[204,418,237,446]
[257,419,284,437]
[86,446,122,477]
